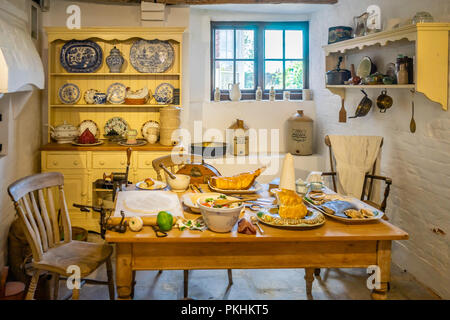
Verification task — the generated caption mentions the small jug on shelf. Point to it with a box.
[228,83,241,101]
[214,87,221,102]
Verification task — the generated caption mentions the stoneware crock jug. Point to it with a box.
[228,83,241,101]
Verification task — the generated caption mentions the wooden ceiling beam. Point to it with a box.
[75,0,337,4]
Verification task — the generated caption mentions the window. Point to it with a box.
[211,22,309,100]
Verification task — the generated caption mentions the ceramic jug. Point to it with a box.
[228,83,241,101]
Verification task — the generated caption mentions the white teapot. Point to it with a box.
[228,83,241,101]
[49,121,78,144]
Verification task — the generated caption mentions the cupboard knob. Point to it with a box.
[73,160,79,165]
[145,161,151,165]
[52,161,58,165]
[81,192,87,196]
[120,161,125,165]
[99,161,105,165]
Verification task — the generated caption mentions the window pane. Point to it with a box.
[215,29,234,59]
[236,30,254,59]
[285,30,303,59]
[285,60,303,89]
[215,61,234,90]
[265,61,283,89]
[236,61,255,89]
[265,30,283,59]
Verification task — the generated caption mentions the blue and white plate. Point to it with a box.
[58,83,81,104]
[107,82,127,104]
[154,83,174,104]
[129,39,174,73]
[60,40,103,73]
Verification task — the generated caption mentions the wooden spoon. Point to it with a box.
[214,196,258,206]
[410,99,416,133]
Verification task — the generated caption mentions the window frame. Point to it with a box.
[211,21,309,101]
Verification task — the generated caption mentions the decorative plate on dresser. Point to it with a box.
[58,83,81,104]
[141,120,160,137]
[78,120,100,138]
[129,39,175,73]
[106,82,127,104]
[60,40,103,73]
[154,83,174,104]
[104,117,129,137]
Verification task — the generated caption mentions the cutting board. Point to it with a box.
[114,190,184,218]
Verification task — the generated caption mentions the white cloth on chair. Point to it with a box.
[328,135,383,202]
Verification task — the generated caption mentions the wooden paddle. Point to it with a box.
[339,98,347,123]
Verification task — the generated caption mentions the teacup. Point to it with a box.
[309,181,324,192]
[93,93,107,104]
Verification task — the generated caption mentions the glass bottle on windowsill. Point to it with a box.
[269,86,276,101]
[256,86,262,101]
[214,87,221,102]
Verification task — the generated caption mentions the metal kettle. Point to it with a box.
[349,90,372,118]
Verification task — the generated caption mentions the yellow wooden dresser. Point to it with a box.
[42,27,185,231]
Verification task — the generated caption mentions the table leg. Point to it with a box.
[304,268,315,297]
[371,240,391,300]
[116,243,133,300]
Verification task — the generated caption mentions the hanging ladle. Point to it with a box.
[410,90,416,133]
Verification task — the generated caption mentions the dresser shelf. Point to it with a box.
[323,23,450,110]
[326,84,415,89]
[50,73,181,77]
[50,104,177,108]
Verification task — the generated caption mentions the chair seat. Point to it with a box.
[33,241,113,278]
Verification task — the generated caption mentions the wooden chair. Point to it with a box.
[152,153,233,298]
[0,267,25,300]
[8,172,115,300]
[322,135,392,215]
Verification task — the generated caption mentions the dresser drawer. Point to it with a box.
[137,152,170,169]
[46,153,87,169]
[92,152,130,169]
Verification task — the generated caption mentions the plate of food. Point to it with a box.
[181,192,223,213]
[256,188,326,229]
[207,167,265,194]
[256,208,325,229]
[136,178,167,191]
[317,199,384,223]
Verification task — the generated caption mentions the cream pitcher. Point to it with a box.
[228,83,241,101]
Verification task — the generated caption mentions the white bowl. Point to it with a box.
[197,195,244,233]
[165,173,190,192]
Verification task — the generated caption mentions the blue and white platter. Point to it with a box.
[58,83,81,104]
[129,39,174,73]
[60,40,103,73]
[107,82,127,104]
[154,83,174,104]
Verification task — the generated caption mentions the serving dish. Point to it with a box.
[104,117,129,137]
[208,181,263,194]
[130,39,175,73]
[136,180,167,191]
[256,208,325,229]
[107,82,127,104]
[49,121,78,144]
[154,83,174,104]
[357,56,377,79]
[125,86,150,105]
[181,192,222,213]
[58,83,81,104]
[60,40,103,73]
[78,120,100,138]
[318,199,384,223]
[118,139,147,147]
[72,140,104,147]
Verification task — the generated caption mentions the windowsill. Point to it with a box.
[208,99,314,103]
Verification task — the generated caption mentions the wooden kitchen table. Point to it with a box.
[105,184,408,300]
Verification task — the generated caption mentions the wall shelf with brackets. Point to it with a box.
[323,23,450,110]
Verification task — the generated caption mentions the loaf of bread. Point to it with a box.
[272,188,308,219]
[209,167,265,190]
